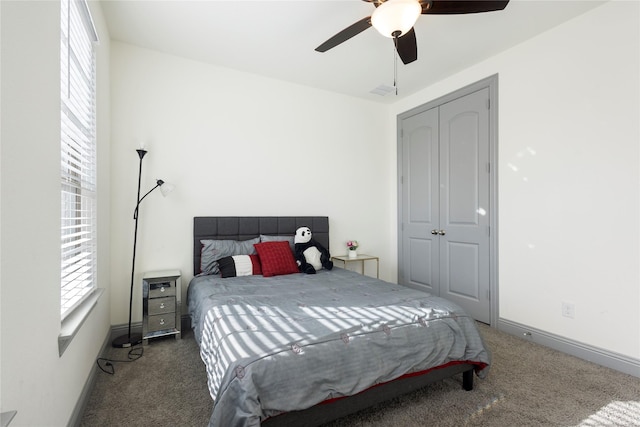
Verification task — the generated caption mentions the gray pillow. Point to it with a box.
[199,237,260,275]
[260,234,295,252]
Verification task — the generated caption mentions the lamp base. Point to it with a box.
[112,332,143,348]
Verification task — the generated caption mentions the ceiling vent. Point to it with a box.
[370,84,396,96]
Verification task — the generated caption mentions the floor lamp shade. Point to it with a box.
[112,149,174,348]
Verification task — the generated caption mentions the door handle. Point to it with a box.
[431,230,438,235]
[438,230,446,236]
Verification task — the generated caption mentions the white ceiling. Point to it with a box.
[100,0,606,104]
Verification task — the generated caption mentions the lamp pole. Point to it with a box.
[112,149,147,348]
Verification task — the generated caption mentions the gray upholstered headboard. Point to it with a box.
[193,216,329,275]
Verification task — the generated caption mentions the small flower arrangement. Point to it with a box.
[346,240,359,251]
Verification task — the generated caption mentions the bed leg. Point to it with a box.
[462,369,473,391]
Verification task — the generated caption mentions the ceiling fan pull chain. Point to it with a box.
[393,32,399,95]
[394,50,398,95]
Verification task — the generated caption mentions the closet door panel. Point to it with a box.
[408,238,433,286]
[439,88,491,323]
[445,241,480,300]
[447,111,480,225]
[400,107,439,293]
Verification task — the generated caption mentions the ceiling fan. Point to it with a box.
[315,0,510,65]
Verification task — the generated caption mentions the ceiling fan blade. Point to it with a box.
[315,16,372,52]
[395,28,417,65]
[423,0,509,14]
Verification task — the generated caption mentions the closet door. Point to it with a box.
[399,107,440,294]
[439,88,491,323]
[398,86,492,324]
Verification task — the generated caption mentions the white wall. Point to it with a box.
[0,1,112,425]
[109,43,393,325]
[391,1,639,361]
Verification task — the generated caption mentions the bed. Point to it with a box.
[187,216,491,427]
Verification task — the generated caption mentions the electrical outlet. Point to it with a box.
[562,302,575,319]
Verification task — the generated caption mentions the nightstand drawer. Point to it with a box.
[147,314,176,332]
[149,282,176,298]
[148,296,175,315]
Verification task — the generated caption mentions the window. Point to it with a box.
[60,0,98,319]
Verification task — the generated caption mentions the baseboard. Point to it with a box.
[498,318,640,378]
[110,321,142,341]
[67,329,111,427]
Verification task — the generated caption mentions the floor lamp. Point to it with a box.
[112,148,174,348]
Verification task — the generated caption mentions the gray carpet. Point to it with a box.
[80,323,640,426]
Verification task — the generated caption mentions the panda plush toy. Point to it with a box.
[294,226,334,274]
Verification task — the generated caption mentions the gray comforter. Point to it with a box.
[188,267,491,427]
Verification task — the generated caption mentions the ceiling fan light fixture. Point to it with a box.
[371,0,422,38]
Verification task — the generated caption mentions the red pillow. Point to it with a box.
[253,241,299,277]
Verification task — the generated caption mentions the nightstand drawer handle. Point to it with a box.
[160,303,165,309]
[159,318,165,325]
[160,287,165,292]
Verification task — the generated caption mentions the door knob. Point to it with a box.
[438,230,446,235]
[431,230,438,235]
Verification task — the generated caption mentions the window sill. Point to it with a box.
[58,288,104,356]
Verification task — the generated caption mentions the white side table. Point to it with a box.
[331,254,379,278]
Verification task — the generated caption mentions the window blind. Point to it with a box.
[61,0,98,319]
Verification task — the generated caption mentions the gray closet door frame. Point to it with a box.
[397,74,499,326]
